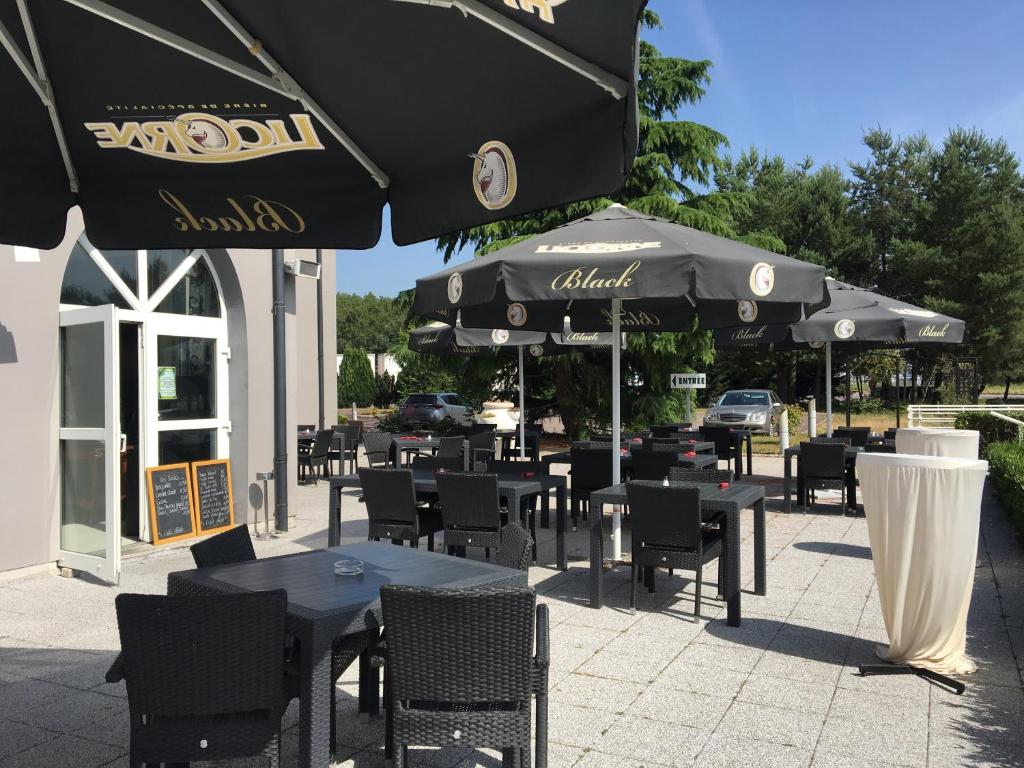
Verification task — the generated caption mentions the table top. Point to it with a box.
[392,434,442,447]
[588,480,765,509]
[168,541,526,624]
[784,444,863,459]
[331,467,566,495]
[544,443,716,462]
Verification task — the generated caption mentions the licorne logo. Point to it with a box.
[503,0,568,24]
[529,344,545,358]
[507,303,528,327]
[470,140,517,210]
[749,262,775,296]
[84,112,324,163]
[447,273,463,304]
[491,329,510,345]
[834,319,856,339]
[536,241,660,254]
[737,300,758,323]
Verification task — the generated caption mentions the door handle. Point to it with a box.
[120,433,127,454]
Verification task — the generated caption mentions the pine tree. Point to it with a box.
[337,346,376,408]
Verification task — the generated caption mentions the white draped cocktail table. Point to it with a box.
[895,428,979,460]
[858,452,988,675]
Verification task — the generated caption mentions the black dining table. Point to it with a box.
[541,442,719,472]
[328,468,569,570]
[167,542,525,768]
[586,481,767,626]
[783,444,862,513]
[388,434,448,467]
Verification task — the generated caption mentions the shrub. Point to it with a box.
[337,346,376,407]
[954,412,1024,456]
[374,408,402,433]
[780,404,805,436]
[849,397,885,414]
[374,371,398,408]
[987,441,1024,534]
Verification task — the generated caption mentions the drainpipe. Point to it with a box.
[316,248,325,431]
[272,249,289,531]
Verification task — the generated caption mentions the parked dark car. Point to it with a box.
[398,393,474,428]
[703,389,784,435]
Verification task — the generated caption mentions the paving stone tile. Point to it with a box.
[666,641,764,675]
[625,683,733,730]
[550,673,646,713]
[573,747,669,768]
[0,733,124,768]
[714,700,823,750]
[736,675,835,716]
[547,701,619,749]
[809,746,913,767]
[563,606,643,633]
[656,662,750,700]
[815,717,926,767]
[0,719,60,761]
[750,652,843,686]
[576,649,670,685]
[591,715,710,768]
[695,732,812,768]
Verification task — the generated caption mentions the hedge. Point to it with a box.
[953,411,1024,456]
[987,441,1024,535]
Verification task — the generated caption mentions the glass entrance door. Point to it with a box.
[58,305,121,584]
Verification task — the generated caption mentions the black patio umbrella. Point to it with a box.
[1,1,647,553]
[408,319,613,456]
[713,277,966,431]
[414,203,830,559]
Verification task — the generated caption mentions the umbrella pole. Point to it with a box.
[272,248,289,531]
[611,299,622,562]
[846,356,852,428]
[825,342,833,436]
[895,353,901,429]
[518,345,526,460]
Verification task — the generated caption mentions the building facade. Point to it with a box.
[0,210,337,580]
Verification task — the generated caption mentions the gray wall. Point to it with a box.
[0,215,337,574]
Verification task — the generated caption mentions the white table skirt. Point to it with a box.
[895,428,979,460]
[859,452,988,674]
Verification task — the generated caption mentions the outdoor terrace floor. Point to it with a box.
[1,455,1022,767]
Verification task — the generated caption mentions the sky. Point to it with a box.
[336,0,1024,297]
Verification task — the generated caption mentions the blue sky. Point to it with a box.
[336,0,1024,297]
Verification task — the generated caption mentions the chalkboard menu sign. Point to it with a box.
[192,459,234,535]
[146,463,196,545]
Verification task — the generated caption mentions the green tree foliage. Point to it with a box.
[336,293,405,352]
[337,346,376,407]
[431,11,727,436]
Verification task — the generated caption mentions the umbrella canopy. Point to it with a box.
[713,278,966,349]
[413,205,831,330]
[408,319,613,357]
[2,0,646,248]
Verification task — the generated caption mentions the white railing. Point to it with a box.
[907,404,1024,428]
[989,411,1024,442]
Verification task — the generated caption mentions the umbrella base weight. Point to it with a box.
[858,664,965,695]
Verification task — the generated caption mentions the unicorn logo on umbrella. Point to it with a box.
[470,140,517,210]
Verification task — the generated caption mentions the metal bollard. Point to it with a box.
[779,409,789,452]
[255,471,276,540]
[807,397,817,438]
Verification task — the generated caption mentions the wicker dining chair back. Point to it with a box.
[435,472,503,552]
[833,426,870,447]
[309,429,334,459]
[668,467,733,484]
[115,591,288,717]
[379,585,548,767]
[359,468,419,526]
[643,436,683,449]
[496,522,534,571]
[190,524,256,568]
[800,441,847,513]
[467,429,496,455]
[362,431,394,467]
[649,425,682,438]
[467,423,497,437]
[630,449,680,481]
[436,436,466,459]
[570,447,615,494]
[700,427,737,460]
[884,428,898,440]
[811,436,851,445]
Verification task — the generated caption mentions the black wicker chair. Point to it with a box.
[436,436,466,460]
[811,436,852,445]
[379,586,548,768]
[700,427,740,476]
[629,449,681,481]
[569,447,614,526]
[668,467,734,484]
[800,441,847,514]
[298,429,333,484]
[466,429,497,468]
[650,424,684,438]
[362,431,394,468]
[190,524,256,568]
[359,468,442,551]
[496,522,534,571]
[507,429,542,462]
[411,454,464,472]
[110,591,291,768]
[625,481,723,616]
[833,426,870,448]
[487,459,546,561]
[329,422,362,475]
[435,472,504,558]
[884,428,898,440]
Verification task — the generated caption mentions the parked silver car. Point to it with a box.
[398,393,474,428]
[703,389,784,435]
